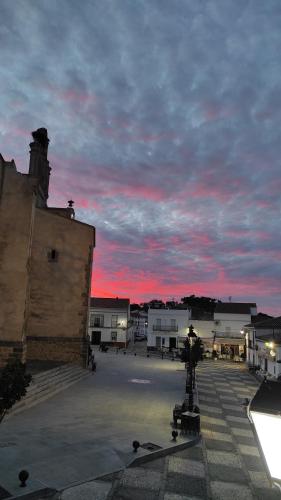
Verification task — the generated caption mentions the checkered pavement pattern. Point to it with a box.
[59,361,280,500]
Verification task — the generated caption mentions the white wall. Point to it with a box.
[147,308,190,348]
[88,306,130,345]
[213,312,251,338]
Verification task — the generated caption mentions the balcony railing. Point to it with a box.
[153,325,178,332]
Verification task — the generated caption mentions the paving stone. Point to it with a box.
[218,395,238,401]
[199,404,223,415]
[225,415,250,424]
[168,457,205,477]
[252,486,281,500]
[204,439,235,452]
[61,480,111,500]
[112,485,159,500]
[213,383,230,387]
[164,493,203,500]
[221,403,244,412]
[234,435,258,446]
[200,416,227,427]
[120,468,162,490]
[206,450,242,468]
[166,472,207,497]
[248,470,271,488]
[238,444,260,457]
[201,429,233,442]
[231,427,254,438]
[241,455,265,471]
[210,480,254,499]
[208,463,248,483]
[215,388,233,393]
[140,456,166,472]
[198,395,220,403]
[198,388,217,395]
[173,445,204,462]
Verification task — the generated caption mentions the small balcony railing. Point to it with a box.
[153,325,178,332]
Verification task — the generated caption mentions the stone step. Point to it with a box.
[7,365,90,418]
[28,365,86,392]
[15,367,88,405]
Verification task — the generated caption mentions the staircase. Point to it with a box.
[7,364,91,418]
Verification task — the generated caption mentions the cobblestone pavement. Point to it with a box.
[55,360,281,500]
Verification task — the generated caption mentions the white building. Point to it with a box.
[147,307,191,350]
[212,302,257,358]
[88,297,132,347]
[246,316,281,380]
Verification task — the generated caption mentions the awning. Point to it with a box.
[213,338,245,346]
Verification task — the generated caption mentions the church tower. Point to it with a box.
[28,128,51,207]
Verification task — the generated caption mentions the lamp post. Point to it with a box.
[249,380,281,491]
[185,324,197,410]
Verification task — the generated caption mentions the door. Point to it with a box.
[91,331,101,345]
[156,336,161,348]
[169,337,177,349]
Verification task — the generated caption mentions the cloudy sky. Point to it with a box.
[1,0,281,314]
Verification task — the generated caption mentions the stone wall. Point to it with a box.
[0,160,36,367]
[26,336,87,365]
[26,208,94,367]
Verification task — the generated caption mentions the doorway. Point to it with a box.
[91,331,101,345]
[169,337,177,349]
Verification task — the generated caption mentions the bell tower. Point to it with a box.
[28,128,51,207]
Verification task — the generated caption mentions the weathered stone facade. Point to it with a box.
[0,129,95,368]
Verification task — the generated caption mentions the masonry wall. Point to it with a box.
[26,208,95,366]
[0,162,36,367]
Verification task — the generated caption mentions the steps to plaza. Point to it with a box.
[6,364,91,419]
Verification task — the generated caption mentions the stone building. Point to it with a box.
[0,128,95,368]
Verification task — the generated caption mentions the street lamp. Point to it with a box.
[185,325,197,410]
[249,380,281,491]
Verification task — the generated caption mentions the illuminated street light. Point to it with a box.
[249,380,281,491]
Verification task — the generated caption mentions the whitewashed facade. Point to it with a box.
[88,298,132,347]
[147,308,191,350]
[211,302,257,358]
[245,316,281,379]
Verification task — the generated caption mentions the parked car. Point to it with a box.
[135,334,147,342]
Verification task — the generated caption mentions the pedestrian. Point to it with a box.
[89,351,96,372]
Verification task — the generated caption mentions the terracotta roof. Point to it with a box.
[90,297,130,309]
[215,302,256,314]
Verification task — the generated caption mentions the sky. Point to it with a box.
[1,0,281,315]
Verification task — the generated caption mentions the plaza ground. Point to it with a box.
[0,352,280,499]
[0,350,192,497]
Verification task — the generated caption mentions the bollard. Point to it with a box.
[19,470,29,487]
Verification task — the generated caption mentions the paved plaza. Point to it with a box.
[1,354,280,499]
[0,350,193,498]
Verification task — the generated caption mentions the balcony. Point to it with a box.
[153,324,178,332]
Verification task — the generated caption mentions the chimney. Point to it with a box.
[29,128,51,207]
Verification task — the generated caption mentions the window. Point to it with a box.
[111,331,117,341]
[90,314,104,327]
[225,326,231,333]
[48,249,58,262]
[111,315,118,327]
[156,318,161,326]
[170,319,176,327]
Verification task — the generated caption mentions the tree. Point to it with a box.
[0,359,32,423]
[181,295,221,313]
